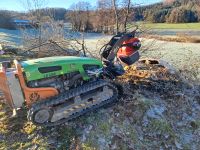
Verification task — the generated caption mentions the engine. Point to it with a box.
[27,72,80,93]
[26,64,103,93]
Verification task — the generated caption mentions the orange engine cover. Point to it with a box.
[117,38,140,57]
[117,38,141,65]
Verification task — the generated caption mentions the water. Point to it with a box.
[0,28,40,45]
[0,28,22,45]
[0,28,107,45]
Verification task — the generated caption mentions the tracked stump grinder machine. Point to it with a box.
[0,29,141,126]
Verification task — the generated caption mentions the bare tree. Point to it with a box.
[20,0,49,21]
[19,0,74,58]
[98,0,133,33]
[122,0,131,32]
[95,0,115,33]
[112,0,119,34]
[67,1,92,32]
[67,0,139,34]
[20,0,49,53]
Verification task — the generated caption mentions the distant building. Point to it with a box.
[11,19,33,28]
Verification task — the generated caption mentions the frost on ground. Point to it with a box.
[0,58,200,150]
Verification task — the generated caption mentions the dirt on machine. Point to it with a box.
[0,27,141,126]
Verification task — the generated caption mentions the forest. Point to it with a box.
[136,0,200,23]
[0,0,200,31]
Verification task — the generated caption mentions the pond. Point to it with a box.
[0,28,107,45]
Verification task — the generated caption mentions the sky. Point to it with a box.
[0,0,162,11]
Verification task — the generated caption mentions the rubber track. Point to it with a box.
[27,80,118,126]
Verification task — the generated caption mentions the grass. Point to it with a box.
[23,122,37,134]
[148,119,175,138]
[99,122,111,135]
[144,34,200,43]
[190,120,200,129]
[125,125,138,142]
[82,143,97,150]
[137,97,154,111]
[84,131,99,149]
[142,23,200,30]
[0,102,49,149]
[0,55,11,58]
[57,126,78,150]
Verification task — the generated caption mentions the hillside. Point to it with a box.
[133,0,200,23]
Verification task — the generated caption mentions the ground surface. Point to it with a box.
[85,38,200,72]
[143,23,200,30]
[0,32,200,149]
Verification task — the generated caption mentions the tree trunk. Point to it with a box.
[112,0,119,34]
[123,0,131,32]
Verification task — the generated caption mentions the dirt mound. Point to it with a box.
[110,59,200,149]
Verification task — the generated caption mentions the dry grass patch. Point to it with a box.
[143,34,200,43]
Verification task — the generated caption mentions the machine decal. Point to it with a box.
[26,72,31,77]
[43,72,56,78]
[30,92,40,102]
[70,64,76,69]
